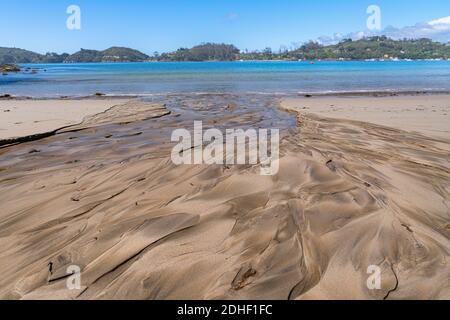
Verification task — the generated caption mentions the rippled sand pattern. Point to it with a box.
[0,94,448,300]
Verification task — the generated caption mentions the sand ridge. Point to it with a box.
[0,98,133,144]
[0,94,448,300]
[281,95,450,139]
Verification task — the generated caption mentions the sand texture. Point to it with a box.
[0,99,131,143]
[0,94,448,300]
[282,95,450,139]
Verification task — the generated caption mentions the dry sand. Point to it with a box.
[281,95,450,139]
[0,99,130,143]
[0,94,448,300]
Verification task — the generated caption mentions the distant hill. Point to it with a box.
[158,43,240,61]
[155,38,450,61]
[287,37,450,60]
[0,47,149,64]
[0,48,49,64]
[1,38,449,64]
[65,47,150,62]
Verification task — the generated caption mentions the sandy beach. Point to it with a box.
[0,99,131,145]
[282,95,450,139]
[0,93,448,300]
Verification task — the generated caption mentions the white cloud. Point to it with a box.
[429,16,450,26]
[316,16,450,45]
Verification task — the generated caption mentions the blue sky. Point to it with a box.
[1,0,449,54]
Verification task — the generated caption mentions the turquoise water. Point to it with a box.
[1,61,450,97]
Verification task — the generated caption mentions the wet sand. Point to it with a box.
[0,94,448,300]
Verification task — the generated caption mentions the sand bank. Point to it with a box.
[0,94,448,300]
[281,95,450,139]
[0,99,131,143]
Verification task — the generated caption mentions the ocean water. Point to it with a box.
[1,61,450,97]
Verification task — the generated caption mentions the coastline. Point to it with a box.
[3,60,450,98]
[3,0,450,302]
[2,88,450,100]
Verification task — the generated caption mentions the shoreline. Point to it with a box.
[2,89,450,101]
[1,91,450,146]
[11,59,450,64]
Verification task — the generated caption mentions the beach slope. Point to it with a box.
[0,95,448,300]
